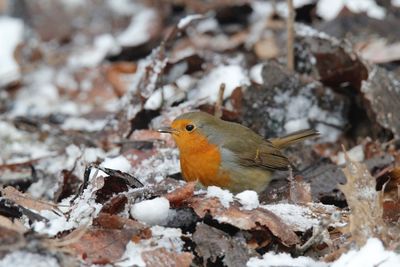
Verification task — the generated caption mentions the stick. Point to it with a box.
[215,83,225,118]
[287,0,295,71]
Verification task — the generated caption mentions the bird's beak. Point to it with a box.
[158,127,176,134]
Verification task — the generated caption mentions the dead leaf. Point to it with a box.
[1,186,58,212]
[193,223,254,267]
[189,196,300,246]
[164,181,195,206]
[0,215,27,233]
[142,247,193,267]
[339,150,387,247]
[289,175,312,204]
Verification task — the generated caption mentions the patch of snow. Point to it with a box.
[100,155,131,172]
[33,182,103,236]
[247,238,400,267]
[130,197,170,225]
[284,118,310,133]
[118,226,184,267]
[336,145,365,165]
[206,186,234,208]
[249,63,264,84]
[0,251,59,267]
[176,75,195,92]
[0,16,24,87]
[117,8,157,47]
[247,252,326,267]
[261,203,319,231]
[393,0,400,7]
[196,17,219,33]
[236,190,259,210]
[317,0,386,21]
[144,85,185,110]
[68,34,121,68]
[61,117,107,131]
[133,148,180,182]
[191,65,250,102]
[178,14,203,29]
[332,238,400,267]
[107,0,138,15]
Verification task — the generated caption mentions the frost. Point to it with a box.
[100,155,131,172]
[261,203,319,232]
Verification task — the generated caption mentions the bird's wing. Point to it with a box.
[221,134,290,171]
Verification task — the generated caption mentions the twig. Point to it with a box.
[295,212,339,255]
[286,0,295,71]
[214,83,225,118]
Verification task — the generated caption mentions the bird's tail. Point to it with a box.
[270,129,319,149]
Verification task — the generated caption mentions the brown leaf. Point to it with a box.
[164,181,195,206]
[193,223,254,267]
[339,151,387,247]
[0,226,25,251]
[100,194,128,214]
[189,196,300,246]
[68,219,150,264]
[1,186,58,212]
[142,247,193,267]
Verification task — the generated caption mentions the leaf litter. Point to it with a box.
[1,1,400,266]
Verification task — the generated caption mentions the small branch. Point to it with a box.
[286,0,295,71]
[214,83,225,118]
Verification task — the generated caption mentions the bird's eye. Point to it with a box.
[185,124,195,131]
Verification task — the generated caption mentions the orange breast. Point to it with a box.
[178,134,230,187]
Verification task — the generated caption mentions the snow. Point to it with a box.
[133,148,180,182]
[118,226,184,267]
[247,238,400,267]
[191,65,250,102]
[117,8,156,47]
[177,14,203,29]
[144,85,185,110]
[332,238,400,267]
[68,34,120,68]
[206,186,234,208]
[61,117,107,131]
[393,0,400,7]
[0,251,59,267]
[247,252,325,267]
[249,63,264,84]
[235,190,259,210]
[100,155,132,172]
[33,182,103,236]
[0,16,24,87]
[336,145,365,165]
[317,0,386,21]
[261,203,320,232]
[130,197,170,225]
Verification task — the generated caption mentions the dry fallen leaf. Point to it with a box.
[164,181,196,206]
[193,223,254,267]
[339,150,387,247]
[142,247,193,267]
[189,196,300,247]
[1,186,58,212]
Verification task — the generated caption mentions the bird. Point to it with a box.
[158,111,319,193]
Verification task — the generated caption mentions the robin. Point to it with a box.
[158,111,318,193]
